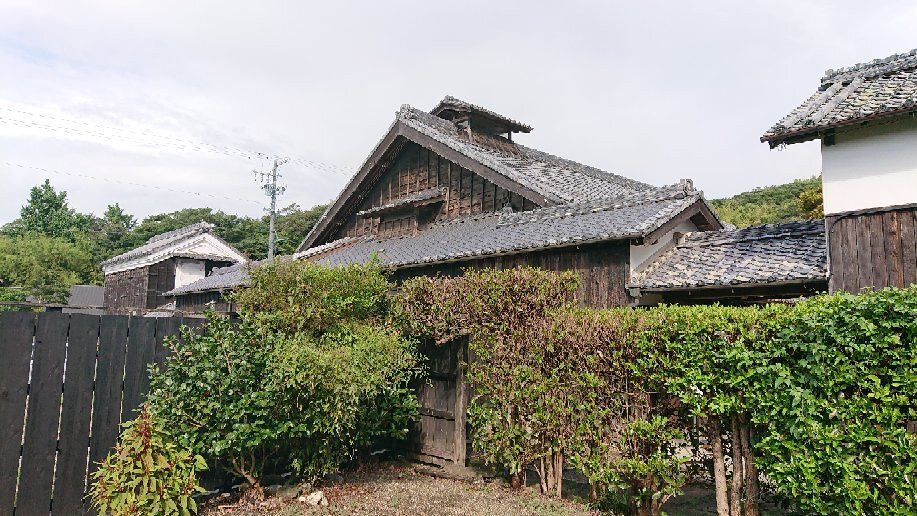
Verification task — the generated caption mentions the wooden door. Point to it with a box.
[414,339,468,466]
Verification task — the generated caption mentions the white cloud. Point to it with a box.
[1,0,915,222]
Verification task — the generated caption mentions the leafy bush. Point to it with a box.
[90,404,206,515]
[399,268,917,515]
[232,258,391,335]
[638,304,787,516]
[147,261,422,494]
[399,268,686,510]
[146,315,280,489]
[753,288,917,514]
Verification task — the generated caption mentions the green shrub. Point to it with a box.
[399,268,917,515]
[90,404,206,515]
[147,314,280,489]
[148,261,422,493]
[266,322,421,479]
[753,288,917,514]
[399,268,686,510]
[231,258,391,335]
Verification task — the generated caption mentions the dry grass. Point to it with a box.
[201,462,597,516]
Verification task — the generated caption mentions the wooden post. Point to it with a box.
[453,340,468,465]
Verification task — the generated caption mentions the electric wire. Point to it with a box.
[2,160,266,206]
[0,104,354,176]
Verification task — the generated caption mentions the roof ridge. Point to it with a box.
[822,48,917,86]
[431,95,534,132]
[146,221,213,244]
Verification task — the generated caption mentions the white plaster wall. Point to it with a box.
[630,220,698,273]
[821,117,917,214]
[174,259,206,288]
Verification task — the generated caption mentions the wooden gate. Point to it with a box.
[0,312,200,516]
[414,339,469,466]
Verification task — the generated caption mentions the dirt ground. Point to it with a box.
[200,462,596,516]
[199,462,785,516]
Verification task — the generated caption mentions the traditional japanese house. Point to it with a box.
[169,96,832,465]
[762,48,917,292]
[102,222,246,313]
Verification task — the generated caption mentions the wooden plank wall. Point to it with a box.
[174,290,234,314]
[827,206,917,293]
[395,240,632,309]
[0,312,201,515]
[102,266,150,312]
[339,142,536,240]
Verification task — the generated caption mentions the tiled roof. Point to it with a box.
[314,183,702,268]
[763,48,917,145]
[102,222,214,266]
[68,285,104,307]
[398,105,653,203]
[171,184,711,295]
[166,261,251,295]
[430,95,534,133]
[631,220,827,290]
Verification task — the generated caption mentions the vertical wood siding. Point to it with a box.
[827,206,917,293]
[336,142,531,240]
[393,240,632,309]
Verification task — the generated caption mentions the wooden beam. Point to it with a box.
[298,125,404,250]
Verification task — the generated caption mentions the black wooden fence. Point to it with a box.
[0,312,202,516]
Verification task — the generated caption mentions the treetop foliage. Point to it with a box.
[710,176,823,228]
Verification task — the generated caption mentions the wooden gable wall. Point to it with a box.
[331,142,539,241]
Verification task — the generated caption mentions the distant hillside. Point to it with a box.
[709,176,823,228]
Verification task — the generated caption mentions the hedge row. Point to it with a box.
[398,268,917,516]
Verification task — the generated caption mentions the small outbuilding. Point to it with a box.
[101,222,246,313]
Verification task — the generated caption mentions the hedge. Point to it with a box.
[399,269,917,516]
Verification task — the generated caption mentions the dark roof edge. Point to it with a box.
[762,107,917,146]
[633,277,828,293]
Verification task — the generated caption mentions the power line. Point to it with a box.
[2,160,266,206]
[0,104,354,176]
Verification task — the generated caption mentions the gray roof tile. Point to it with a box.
[102,222,214,266]
[171,184,708,295]
[312,183,701,267]
[763,48,917,144]
[631,220,827,290]
[398,105,653,203]
[431,95,533,133]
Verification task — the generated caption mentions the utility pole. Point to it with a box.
[254,157,287,261]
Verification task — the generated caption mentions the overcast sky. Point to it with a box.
[2,1,916,224]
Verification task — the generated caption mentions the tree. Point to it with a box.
[0,234,96,303]
[798,186,824,219]
[274,203,327,256]
[7,179,93,239]
[129,204,327,261]
[710,176,822,227]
